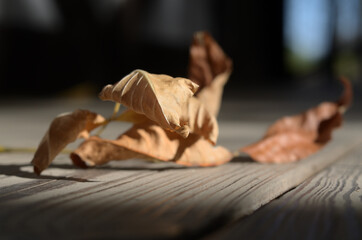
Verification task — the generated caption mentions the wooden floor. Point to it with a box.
[0,98,361,239]
[209,145,362,240]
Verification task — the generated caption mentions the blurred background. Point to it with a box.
[0,0,361,101]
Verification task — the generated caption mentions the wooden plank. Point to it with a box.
[0,140,359,239]
[0,100,360,239]
[209,145,362,240]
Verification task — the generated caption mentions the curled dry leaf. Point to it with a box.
[71,32,232,169]
[173,133,232,166]
[114,97,219,144]
[196,71,231,117]
[32,32,234,174]
[71,122,232,168]
[263,102,339,140]
[242,131,322,163]
[104,70,219,144]
[336,76,353,110]
[188,31,232,91]
[241,77,352,163]
[188,31,233,116]
[181,97,218,144]
[31,110,106,175]
[99,69,199,138]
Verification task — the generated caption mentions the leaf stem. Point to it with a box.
[95,103,121,136]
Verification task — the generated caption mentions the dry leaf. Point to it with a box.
[336,76,353,110]
[173,133,232,166]
[32,32,234,173]
[99,69,198,138]
[71,122,232,168]
[188,31,232,90]
[316,112,343,143]
[115,109,150,124]
[114,98,218,144]
[31,110,105,174]
[263,102,339,140]
[181,97,218,144]
[241,131,322,163]
[241,77,352,163]
[196,71,231,117]
[188,31,232,116]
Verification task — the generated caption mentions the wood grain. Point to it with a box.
[1,141,360,239]
[209,145,362,240]
[0,100,360,239]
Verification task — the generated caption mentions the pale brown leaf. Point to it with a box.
[196,71,231,116]
[241,77,352,163]
[114,95,219,144]
[31,109,106,175]
[173,133,232,166]
[188,31,232,90]
[71,122,232,168]
[181,97,219,144]
[188,31,232,116]
[99,69,198,138]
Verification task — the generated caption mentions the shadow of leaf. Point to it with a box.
[0,164,93,182]
[52,161,198,172]
[230,155,255,163]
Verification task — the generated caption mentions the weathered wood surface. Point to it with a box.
[209,144,362,240]
[0,99,361,239]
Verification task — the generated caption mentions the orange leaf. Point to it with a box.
[263,102,339,140]
[336,76,353,110]
[99,69,198,138]
[242,131,321,163]
[241,77,352,163]
[188,31,233,116]
[31,110,105,174]
[71,122,232,168]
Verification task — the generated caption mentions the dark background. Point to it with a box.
[0,0,361,100]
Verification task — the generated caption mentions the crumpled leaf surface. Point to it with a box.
[180,97,218,144]
[72,32,232,168]
[71,122,232,168]
[32,32,234,174]
[263,102,339,140]
[188,31,233,116]
[99,69,198,138]
[104,71,219,144]
[31,109,106,174]
[241,77,352,163]
[240,78,352,163]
